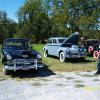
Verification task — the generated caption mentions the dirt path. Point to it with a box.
[0,70,100,100]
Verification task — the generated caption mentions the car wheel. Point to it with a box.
[59,52,66,62]
[3,68,9,75]
[34,69,38,74]
[44,50,48,57]
[80,57,85,60]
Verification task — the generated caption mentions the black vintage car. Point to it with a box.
[1,38,44,75]
[83,39,100,55]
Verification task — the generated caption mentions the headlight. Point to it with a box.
[4,51,12,60]
[67,49,70,53]
[37,54,42,59]
[6,54,12,60]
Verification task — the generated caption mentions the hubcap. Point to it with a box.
[60,52,65,62]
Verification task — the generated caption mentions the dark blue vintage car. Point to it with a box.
[1,38,44,75]
[43,32,87,62]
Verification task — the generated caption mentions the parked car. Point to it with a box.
[1,38,44,75]
[43,32,87,62]
[83,39,100,55]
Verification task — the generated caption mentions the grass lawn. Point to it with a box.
[34,44,97,72]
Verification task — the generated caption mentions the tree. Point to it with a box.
[46,0,100,38]
[17,0,51,43]
[0,11,17,43]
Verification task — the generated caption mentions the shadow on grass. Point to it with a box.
[66,59,95,63]
[48,55,95,63]
[9,64,55,79]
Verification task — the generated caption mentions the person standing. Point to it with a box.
[93,51,100,74]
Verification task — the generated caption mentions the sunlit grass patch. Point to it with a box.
[65,77,74,80]
[31,82,43,86]
[81,74,96,77]
[41,78,50,82]
[93,79,100,81]
[0,65,6,81]
[15,78,23,82]
[36,77,50,82]
[43,57,96,72]
[75,84,85,88]
[56,74,64,78]
[56,83,66,87]
[0,75,6,81]
[74,80,83,83]
[84,86,100,91]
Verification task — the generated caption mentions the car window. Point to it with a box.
[5,40,29,48]
[48,39,52,44]
[53,39,57,44]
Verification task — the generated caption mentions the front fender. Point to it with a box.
[43,45,48,51]
[57,47,68,57]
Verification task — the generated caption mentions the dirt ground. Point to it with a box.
[0,69,100,100]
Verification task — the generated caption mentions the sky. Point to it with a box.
[0,0,25,22]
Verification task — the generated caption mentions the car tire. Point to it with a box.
[44,50,48,57]
[34,69,38,74]
[3,68,9,75]
[80,57,85,60]
[59,52,66,62]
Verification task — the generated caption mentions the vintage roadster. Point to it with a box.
[43,32,87,62]
[1,38,44,75]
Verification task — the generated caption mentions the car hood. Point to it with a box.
[3,48,39,59]
[64,32,79,45]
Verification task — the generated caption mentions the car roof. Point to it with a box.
[4,38,29,42]
[85,39,99,41]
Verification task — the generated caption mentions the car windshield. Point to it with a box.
[5,39,31,49]
[58,39,65,43]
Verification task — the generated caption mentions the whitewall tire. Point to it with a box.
[59,52,66,62]
[44,50,48,57]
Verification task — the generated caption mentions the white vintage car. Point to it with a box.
[43,32,87,62]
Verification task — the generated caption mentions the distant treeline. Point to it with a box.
[0,0,100,43]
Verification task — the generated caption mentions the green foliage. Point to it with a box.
[0,0,100,42]
[16,0,51,43]
[47,0,100,38]
[0,11,17,43]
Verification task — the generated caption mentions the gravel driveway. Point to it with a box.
[0,69,100,100]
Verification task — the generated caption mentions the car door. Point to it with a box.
[47,39,53,55]
[51,39,61,56]
[47,39,57,56]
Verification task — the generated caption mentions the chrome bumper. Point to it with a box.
[66,53,86,58]
[4,59,44,71]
